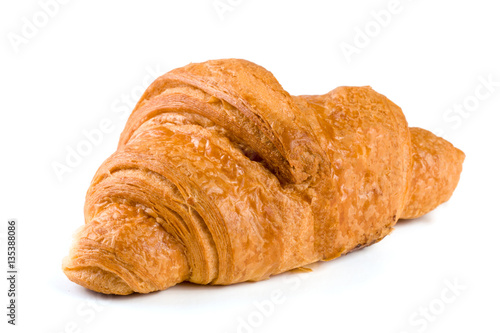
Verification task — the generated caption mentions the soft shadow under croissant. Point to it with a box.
[62,59,465,295]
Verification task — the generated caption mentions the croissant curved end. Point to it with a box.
[62,264,134,295]
[401,128,466,219]
[62,203,190,294]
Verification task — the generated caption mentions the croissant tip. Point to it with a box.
[62,263,134,295]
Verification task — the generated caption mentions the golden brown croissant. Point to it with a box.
[62,59,465,295]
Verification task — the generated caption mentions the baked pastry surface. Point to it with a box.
[63,59,465,294]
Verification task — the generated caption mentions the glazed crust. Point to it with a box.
[63,59,464,294]
[400,127,465,219]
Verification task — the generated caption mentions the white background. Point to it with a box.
[1,0,499,332]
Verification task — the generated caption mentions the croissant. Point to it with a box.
[62,59,465,295]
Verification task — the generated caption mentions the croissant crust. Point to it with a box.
[63,59,465,294]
